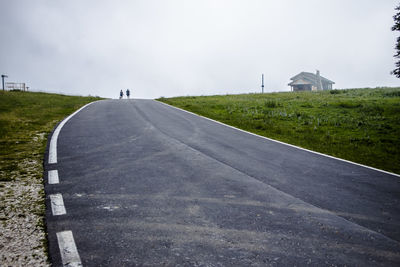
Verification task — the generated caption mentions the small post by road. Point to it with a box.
[1,74,8,91]
[261,74,264,93]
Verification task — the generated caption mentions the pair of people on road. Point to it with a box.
[119,89,131,99]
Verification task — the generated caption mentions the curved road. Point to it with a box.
[45,99,400,266]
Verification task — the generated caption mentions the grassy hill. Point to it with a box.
[158,87,400,175]
[0,90,102,265]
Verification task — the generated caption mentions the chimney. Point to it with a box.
[316,70,323,90]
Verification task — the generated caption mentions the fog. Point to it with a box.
[1,0,399,99]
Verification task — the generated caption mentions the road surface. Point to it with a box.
[44,99,400,266]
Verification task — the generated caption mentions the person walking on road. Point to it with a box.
[119,90,123,99]
[126,89,130,99]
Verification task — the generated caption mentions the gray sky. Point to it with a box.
[1,0,399,99]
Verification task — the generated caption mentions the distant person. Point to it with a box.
[119,90,123,99]
[126,89,130,99]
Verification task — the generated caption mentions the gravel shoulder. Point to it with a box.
[0,90,101,266]
[0,132,49,266]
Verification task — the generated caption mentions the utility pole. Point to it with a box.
[261,74,264,93]
[1,74,8,91]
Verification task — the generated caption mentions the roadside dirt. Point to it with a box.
[0,133,49,266]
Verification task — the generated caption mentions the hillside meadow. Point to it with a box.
[158,87,400,174]
[0,90,102,182]
[0,90,102,265]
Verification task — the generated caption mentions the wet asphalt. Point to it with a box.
[44,99,400,266]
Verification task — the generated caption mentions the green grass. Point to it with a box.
[158,87,400,174]
[0,90,102,261]
[0,90,102,182]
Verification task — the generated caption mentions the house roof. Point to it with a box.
[288,72,335,86]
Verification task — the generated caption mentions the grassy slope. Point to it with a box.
[0,90,102,182]
[0,90,102,263]
[158,88,400,174]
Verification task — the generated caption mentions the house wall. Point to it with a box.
[293,84,332,91]
[322,82,333,90]
[293,84,312,91]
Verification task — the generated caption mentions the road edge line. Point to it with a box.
[48,101,97,164]
[56,230,82,267]
[48,170,59,184]
[49,193,66,216]
[155,100,400,178]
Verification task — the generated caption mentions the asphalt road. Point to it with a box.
[44,99,400,266]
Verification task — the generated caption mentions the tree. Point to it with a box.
[392,4,400,78]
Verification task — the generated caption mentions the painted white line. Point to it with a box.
[48,170,60,184]
[49,101,97,164]
[50,193,66,216]
[56,230,82,267]
[156,100,400,178]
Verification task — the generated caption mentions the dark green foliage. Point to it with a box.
[264,100,279,108]
[384,90,400,97]
[330,89,342,94]
[158,88,400,174]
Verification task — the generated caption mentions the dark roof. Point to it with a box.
[288,72,334,86]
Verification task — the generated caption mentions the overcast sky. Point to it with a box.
[1,0,399,99]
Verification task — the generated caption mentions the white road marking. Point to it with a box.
[48,170,60,184]
[56,230,82,267]
[102,205,120,211]
[50,193,66,216]
[49,101,97,164]
[156,100,400,178]
[47,102,100,266]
